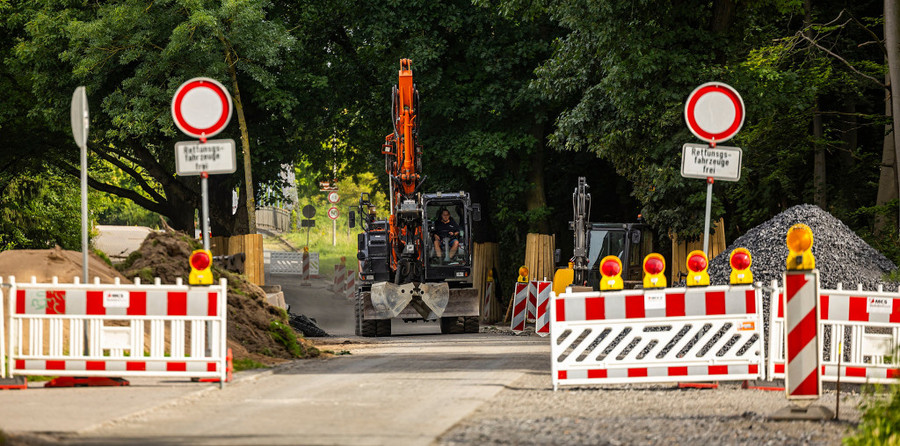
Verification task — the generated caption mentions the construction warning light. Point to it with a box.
[685,250,710,287]
[517,266,529,283]
[642,253,667,289]
[599,255,623,291]
[786,223,815,271]
[729,247,753,284]
[189,249,213,285]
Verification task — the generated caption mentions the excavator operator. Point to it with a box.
[433,208,461,263]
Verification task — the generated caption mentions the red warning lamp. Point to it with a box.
[642,253,667,288]
[599,255,623,291]
[685,250,710,287]
[729,247,753,284]
[189,249,213,285]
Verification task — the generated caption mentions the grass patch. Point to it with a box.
[268,320,320,358]
[232,358,269,372]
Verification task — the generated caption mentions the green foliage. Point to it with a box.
[845,385,900,445]
[232,358,269,372]
[0,172,83,251]
[267,320,319,359]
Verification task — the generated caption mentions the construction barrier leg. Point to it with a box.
[45,377,129,388]
[0,376,27,390]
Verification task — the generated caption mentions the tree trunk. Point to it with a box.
[876,71,898,235]
[886,0,900,231]
[807,0,827,209]
[525,124,550,234]
[224,46,257,235]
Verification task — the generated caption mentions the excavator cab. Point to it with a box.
[422,193,474,282]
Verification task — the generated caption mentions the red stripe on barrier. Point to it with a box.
[846,367,867,377]
[208,363,217,372]
[791,371,818,396]
[126,362,146,371]
[86,361,105,371]
[513,297,527,316]
[558,370,567,380]
[15,360,24,369]
[787,310,817,363]
[745,289,756,314]
[208,292,218,316]
[46,290,65,315]
[588,369,607,379]
[128,291,146,316]
[785,274,809,302]
[666,293,685,317]
[777,293,784,318]
[820,294,829,320]
[167,362,187,372]
[625,295,644,318]
[86,291,105,315]
[16,290,24,314]
[628,368,648,377]
[775,363,784,374]
[556,299,566,322]
[892,300,900,323]
[889,369,900,378]
[705,291,725,315]
[168,292,187,316]
[46,360,65,370]
[668,366,688,376]
[749,364,758,374]
[848,296,868,322]
[585,297,605,320]
[709,365,729,375]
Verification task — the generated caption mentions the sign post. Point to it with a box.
[171,78,235,252]
[682,82,745,255]
[328,192,339,247]
[301,205,316,248]
[70,87,89,284]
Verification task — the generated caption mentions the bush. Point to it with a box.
[845,384,900,445]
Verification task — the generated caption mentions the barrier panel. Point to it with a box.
[551,285,764,390]
[268,251,304,275]
[534,282,551,336]
[769,281,900,384]
[510,282,529,332]
[6,277,228,386]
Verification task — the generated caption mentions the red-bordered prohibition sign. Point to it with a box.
[171,78,233,139]
[684,82,745,144]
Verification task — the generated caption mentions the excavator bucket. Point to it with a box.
[370,282,450,320]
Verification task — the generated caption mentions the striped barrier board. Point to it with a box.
[551,284,764,390]
[534,281,551,336]
[783,271,820,400]
[6,277,229,386]
[510,282,529,332]
[527,282,537,322]
[769,280,900,384]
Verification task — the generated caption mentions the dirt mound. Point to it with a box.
[0,246,127,284]
[118,231,319,361]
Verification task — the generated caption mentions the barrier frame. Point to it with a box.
[7,276,228,386]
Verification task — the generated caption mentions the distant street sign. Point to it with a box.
[70,87,89,150]
[681,143,742,182]
[300,219,315,228]
[302,205,316,219]
[328,191,340,203]
[319,180,338,191]
[174,139,237,176]
[684,82,745,144]
[327,206,340,220]
[171,77,233,139]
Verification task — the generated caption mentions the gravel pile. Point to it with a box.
[708,204,897,291]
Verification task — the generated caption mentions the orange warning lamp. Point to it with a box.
[685,250,710,287]
[729,248,753,284]
[786,224,815,271]
[189,249,213,285]
[599,255,624,291]
[642,253,667,289]
[517,265,529,283]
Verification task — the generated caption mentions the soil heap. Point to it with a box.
[116,231,319,363]
[708,204,897,290]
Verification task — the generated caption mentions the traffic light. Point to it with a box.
[786,223,815,270]
[729,248,753,284]
[189,249,214,285]
[517,265,529,283]
[685,250,710,287]
[599,255,623,291]
[642,253,667,289]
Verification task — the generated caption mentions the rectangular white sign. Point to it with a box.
[103,290,130,308]
[681,143,742,182]
[644,292,666,310]
[175,139,237,176]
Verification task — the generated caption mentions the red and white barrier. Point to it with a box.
[6,276,229,386]
[527,282,537,322]
[301,250,311,286]
[551,284,764,390]
[769,281,900,385]
[343,270,356,300]
[511,282,529,332]
[534,281,551,336]
[783,271,821,400]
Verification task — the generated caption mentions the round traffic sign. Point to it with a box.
[171,77,233,139]
[302,204,316,219]
[684,82,745,144]
[327,191,340,204]
[327,206,340,220]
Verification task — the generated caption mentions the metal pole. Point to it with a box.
[201,172,210,251]
[81,138,89,283]
[332,218,336,246]
[702,177,713,256]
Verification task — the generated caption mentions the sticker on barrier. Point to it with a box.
[769,281,900,384]
[5,277,229,386]
[551,284,764,390]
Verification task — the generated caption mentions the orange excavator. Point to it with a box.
[350,59,480,336]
